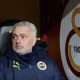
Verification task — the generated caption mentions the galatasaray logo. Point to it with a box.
[66,7,80,76]
[37,61,47,70]
[60,0,80,79]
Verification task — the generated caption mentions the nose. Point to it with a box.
[16,36,21,44]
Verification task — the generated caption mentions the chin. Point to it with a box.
[14,50,24,54]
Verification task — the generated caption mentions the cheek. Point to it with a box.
[24,39,33,46]
[12,40,16,46]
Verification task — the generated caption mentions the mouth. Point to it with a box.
[15,45,23,49]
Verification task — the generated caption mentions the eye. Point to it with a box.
[21,35,25,39]
[21,35,27,39]
[12,35,15,39]
[12,34,17,39]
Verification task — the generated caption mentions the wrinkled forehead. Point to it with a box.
[12,26,32,34]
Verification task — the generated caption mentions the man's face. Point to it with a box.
[12,26,36,54]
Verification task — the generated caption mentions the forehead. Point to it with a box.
[12,26,32,34]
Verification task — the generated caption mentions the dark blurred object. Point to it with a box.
[41,34,48,42]
[40,0,69,35]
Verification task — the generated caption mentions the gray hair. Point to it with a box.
[13,21,37,37]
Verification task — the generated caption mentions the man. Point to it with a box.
[0,21,65,80]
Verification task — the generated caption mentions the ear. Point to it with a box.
[32,37,37,46]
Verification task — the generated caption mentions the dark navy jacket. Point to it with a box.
[0,40,65,80]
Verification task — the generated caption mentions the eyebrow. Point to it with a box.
[12,33,27,36]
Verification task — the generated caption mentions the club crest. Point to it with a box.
[37,61,47,70]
